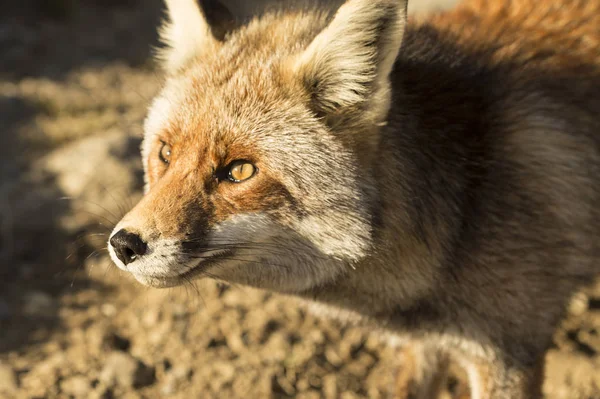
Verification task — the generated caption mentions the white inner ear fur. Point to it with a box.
[158,0,218,72]
[294,0,408,114]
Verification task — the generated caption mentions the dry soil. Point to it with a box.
[0,1,599,398]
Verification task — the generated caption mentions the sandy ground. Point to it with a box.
[0,1,599,398]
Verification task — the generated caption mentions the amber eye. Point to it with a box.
[228,161,256,182]
[159,143,172,164]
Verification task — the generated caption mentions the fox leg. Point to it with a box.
[395,344,545,399]
[458,354,545,399]
[395,343,456,399]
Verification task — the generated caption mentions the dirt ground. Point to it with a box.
[0,1,599,398]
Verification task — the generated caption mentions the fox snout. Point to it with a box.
[107,166,216,287]
[109,229,148,266]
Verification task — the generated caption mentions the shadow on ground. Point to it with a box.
[0,92,124,355]
[0,0,163,81]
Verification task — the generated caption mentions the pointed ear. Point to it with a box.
[294,0,408,119]
[158,0,235,72]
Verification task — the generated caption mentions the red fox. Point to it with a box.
[108,0,600,397]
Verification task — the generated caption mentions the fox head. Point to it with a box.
[108,0,408,293]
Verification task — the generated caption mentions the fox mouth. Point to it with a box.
[132,249,235,288]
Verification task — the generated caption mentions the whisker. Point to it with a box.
[66,230,111,262]
[182,275,205,309]
[180,239,330,260]
[182,246,295,257]
[87,247,108,275]
[96,182,131,220]
[58,196,120,225]
[185,255,292,271]
[198,270,246,292]
[82,232,109,237]
[65,240,91,261]
[85,248,103,261]
[102,260,116,280]
[65,207,118,228]
[181,244,329,261]
[180,240,313,252]
[72,168,131,218]
[70,232,110,246]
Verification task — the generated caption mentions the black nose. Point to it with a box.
[110,229,147,266]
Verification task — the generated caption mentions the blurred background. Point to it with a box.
[0,0,599,398]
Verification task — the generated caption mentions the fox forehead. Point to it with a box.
[142,69,326,179]
[145,10,331,133]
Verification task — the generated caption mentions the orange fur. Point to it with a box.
[421,0,600,69]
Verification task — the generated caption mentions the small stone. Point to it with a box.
[171,303,187,319]
[206,361,236,393]
[100,352,156,389]
[0,363,18,394]
[213,362,234,384]
[101,331,131,352]
[339,328,365,360]
[568,292,588,316]
[142,309,160,326]
[324,347,343,368]
[344,360,370,378]
[271,373,296,396]
[60,375,91,397]
[88,384,114,399]
[100,303,116,317]
[161,380,176,395]
[160,364,193,395]
[34,352,67,376]
[171,365,193,381]
[297,391,321,399]
[323,374,338,399]
[296,377,310,392]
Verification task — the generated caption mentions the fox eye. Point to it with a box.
[228,161,256,182]
[159,143,172,164]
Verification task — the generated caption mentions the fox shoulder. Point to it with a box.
[419,0,600,69]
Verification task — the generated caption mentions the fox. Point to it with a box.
[107,0,600,397]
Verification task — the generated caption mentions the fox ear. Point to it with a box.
[158,0,235,72]
[294,0,408,119]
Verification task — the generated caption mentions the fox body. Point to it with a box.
[108,0,600,397]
